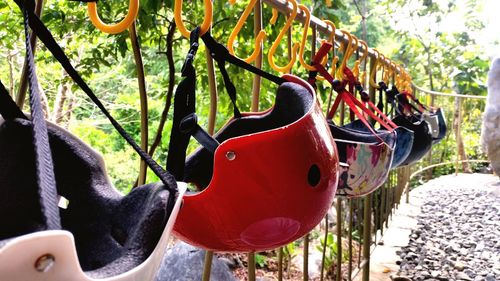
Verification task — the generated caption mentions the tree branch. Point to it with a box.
[213,17,231,28]
[148,20,177,159]
[352,0,364,18]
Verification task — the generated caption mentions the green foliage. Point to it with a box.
[316,232,348,275]
[0,0,490,193]
[316,232,335,269]
[351,229,361,242]
[283,241,298,260]
[254,253,267,268]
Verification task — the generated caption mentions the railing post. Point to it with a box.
[336,198,342,281]
[303,22,318,281]
[361,54,377,281]
[278,247,284,281]
[202,23,218,281]
[320,215,329,281]
[251,0,263,112]
[304,234,309,280]
[16,0,45,107]
[202,251,213,281]
[348,200,353,280]
[362,195,371,281]
[248,252,256,281]
[405,167,410,204]
[128,23,148,186]
[455,97,462,176]
[205,33,218,135]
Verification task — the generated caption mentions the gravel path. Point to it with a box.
[396,173,500,281]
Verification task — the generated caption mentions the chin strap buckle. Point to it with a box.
[180,113,220,154]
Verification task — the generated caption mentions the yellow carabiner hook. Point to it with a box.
[270,8,279,24]
[267,0,300,73]
[336,29,355,80]
[394,63,403,89]
[382,57,392,84]
[378,53,386,80]
[323,20,336,44]
[227,0,266,63]
[390,61,398,84]
[399,67,408,91]
[403,69,413,93]
[87,0,139,34]
[369,48,381,89]
[352,36,367,78]
[174,0,213,38]
[356,40,369,84]
[297,5,317,71]
[316,19,337,81]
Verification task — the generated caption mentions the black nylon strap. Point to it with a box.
[385,86,398,117]
[201,32,286,85]
[23,4,61,230]
[397,93,422,114]
[0,80,27,120]
[180,113,220,154]
[201,32,286,119]
[15,0,177,193]
[166,28,199,180]
[215,58,241,118]
[377,82,386,113]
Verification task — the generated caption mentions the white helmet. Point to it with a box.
[0,116,185,281]
[0,3,184,279]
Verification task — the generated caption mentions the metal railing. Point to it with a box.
[196,80,487,281]
[196,1,489,280]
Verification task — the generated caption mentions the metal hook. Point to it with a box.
[267,0,300,73]
[174,0,213,38]
[297,5,317,71]
[87,0,139,34]
[227,0,266,63]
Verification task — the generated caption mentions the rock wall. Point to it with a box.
[481,57,500,178]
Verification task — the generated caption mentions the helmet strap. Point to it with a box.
[14,0,178,198]
[201,32,287,119]
[22,3,61,230]
[167,27,220,181]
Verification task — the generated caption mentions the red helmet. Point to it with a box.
[168,32,338,252]
[173,73,339,252]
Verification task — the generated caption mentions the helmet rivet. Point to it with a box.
[226,151,236,161]
[35,254,55,273]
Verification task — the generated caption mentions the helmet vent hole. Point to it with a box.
[308,164,321,187]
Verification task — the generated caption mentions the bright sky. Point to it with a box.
[381,0,499,59]
[428,0,500,58]
[481,0,500,58]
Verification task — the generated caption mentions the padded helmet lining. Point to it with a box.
[183,82,313,189]
[0,119,172,278]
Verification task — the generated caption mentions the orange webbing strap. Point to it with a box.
[401,90,426,113]
[313,43,389,139]
[314,65,383,141]
[342,66,395,131]
[358,91,398,129]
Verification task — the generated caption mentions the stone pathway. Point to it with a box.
[366,173,500,281]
